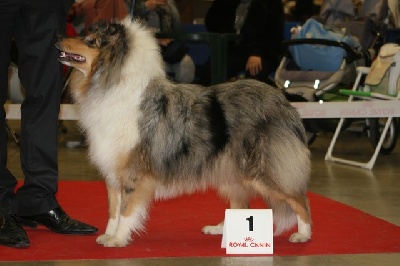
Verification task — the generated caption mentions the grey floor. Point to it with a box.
[2,120,400,266]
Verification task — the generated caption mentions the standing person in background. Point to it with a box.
[293,0,317,23]
[0,0,98,248]
[129,0,195,83]
[205,0,284,84]
[69,0,129,33]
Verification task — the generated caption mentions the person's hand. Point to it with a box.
[158,38,172,47]
[145,0,167,11]
[245,56,262,76]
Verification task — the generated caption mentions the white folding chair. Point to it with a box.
[325,43,400,169]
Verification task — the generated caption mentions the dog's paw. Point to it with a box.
[97,234,130,247]
[201,225,223,235]
[289,232,311,243]
[96,234,113,245]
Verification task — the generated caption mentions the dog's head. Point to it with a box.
[56,21,128,77]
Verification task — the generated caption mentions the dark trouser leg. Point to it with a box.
[0,0,25,216]
[13,0,66,216]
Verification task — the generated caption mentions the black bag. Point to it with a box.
[161,40,188,64]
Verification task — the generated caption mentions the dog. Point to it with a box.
[56,18,312,248]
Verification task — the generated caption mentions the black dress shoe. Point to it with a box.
[0,215,30,248]
[21,207,98,235]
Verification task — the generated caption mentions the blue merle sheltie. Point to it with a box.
[56,17,312,247]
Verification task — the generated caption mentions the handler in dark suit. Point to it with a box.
[0,0,97,248]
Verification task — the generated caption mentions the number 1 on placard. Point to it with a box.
[246,216,254,231]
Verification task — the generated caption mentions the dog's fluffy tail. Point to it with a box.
[269,198,298,236]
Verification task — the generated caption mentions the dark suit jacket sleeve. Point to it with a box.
[240,0,284,62]
[204,0,240,33]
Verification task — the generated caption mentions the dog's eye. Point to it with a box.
[88,39,97,46]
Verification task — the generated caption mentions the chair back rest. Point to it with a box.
[366,43,400,95]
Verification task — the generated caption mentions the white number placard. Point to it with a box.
[221,209,273,254]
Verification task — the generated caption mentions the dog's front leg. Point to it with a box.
[96,183,121,245]
[98,177,155,247]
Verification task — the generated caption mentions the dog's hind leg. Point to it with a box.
[285,194,312,243]
[253,182,312,243]
[266,192,312,243]
[202,183,250,235]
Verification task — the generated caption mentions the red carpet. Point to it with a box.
[1,181,399,261]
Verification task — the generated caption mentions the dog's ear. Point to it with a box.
[106,24,125,46]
